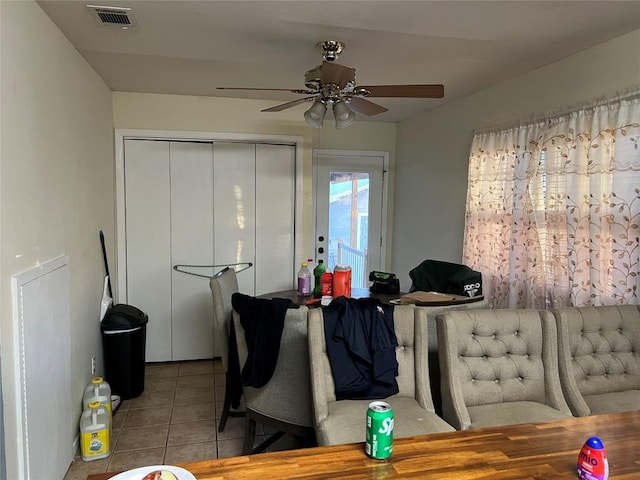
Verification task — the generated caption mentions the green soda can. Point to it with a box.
[365,401,394,460]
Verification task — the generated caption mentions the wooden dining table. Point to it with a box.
[258,287,402,306]
[259,287,484,308]
[88,410,640,479]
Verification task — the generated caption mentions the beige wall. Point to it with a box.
[0,2,114,476]
[112,92,397,268]
[393,29,640,291]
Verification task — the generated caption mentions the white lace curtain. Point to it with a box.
[463,96,640,308]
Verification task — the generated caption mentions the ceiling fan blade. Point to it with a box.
[347,97,388,116]
[218,87,314,94]
[320,61,356,89]
[261,97,315,112]
[358,84,444,98]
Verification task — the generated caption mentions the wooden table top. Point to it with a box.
[258,287,402,307]
[88,410,640,479]
[260,288,484,308]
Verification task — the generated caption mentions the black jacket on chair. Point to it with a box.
[323,297,398,400]
[231,293,292,388]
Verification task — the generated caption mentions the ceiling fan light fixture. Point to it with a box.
[333,101,355,129]
[304,100,327,128]
[219,41,444,126]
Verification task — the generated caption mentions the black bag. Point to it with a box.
[369,271,400,295]
[409,260,482,297]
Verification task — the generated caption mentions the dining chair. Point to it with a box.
[307,303,454,446]
[437,308,573,430]
[552,305,640,416]
[415,299,488,415]
[232,293,315,454]
[209,267,244,432]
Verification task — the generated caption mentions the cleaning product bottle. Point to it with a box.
[80,401,111,461]
[83,377,112,417]
[313,259,327,297]
[332,265,352,298]
[321,271,333,297]
[297,262,312,296]
[577,436,609,480]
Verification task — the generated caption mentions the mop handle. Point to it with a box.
[99,230,113,299]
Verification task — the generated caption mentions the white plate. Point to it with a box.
[110,465,196,480]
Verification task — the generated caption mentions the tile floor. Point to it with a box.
[64,359,309,480]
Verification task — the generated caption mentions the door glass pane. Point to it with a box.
[328,171,369,288]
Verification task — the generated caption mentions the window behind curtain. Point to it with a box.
[463,96,640,308]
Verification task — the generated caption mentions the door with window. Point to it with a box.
[314,150,387,289]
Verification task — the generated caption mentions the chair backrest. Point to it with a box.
[209,267,239,372]
[553,305,640,415]
[233,301,314,428]
[307,304,436,426]
[437,309,564,409]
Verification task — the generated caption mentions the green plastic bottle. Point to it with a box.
[313,259,327,297]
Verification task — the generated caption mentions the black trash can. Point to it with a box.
[101,304,148,400]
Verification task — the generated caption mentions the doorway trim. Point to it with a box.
[114,129,304,303]
[312,149,390,272]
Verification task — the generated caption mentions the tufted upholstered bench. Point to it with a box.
[436,309,572,430]
[552,305,640,416]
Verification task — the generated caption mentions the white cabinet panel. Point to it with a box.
[170,142,215,360]
[124,140,172,362]
[213,143,256,295]
[255,144,295,295]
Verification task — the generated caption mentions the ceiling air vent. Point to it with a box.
[86,5,137,28]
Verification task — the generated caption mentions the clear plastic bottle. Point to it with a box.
[313,260,327,297]
[297,262,312,296]
[80,401,111,461]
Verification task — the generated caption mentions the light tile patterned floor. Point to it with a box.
[64,359,307,479]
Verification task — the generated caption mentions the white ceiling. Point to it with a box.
[38,1,640,122]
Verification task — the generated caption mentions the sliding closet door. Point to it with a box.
[123,138,297,362]
[213,143,256,295]
[255,144,295,294]
[124,140,172,362]
[170,142,215,361]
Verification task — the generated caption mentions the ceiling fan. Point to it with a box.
[217,40,444,128]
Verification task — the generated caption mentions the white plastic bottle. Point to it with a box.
[297,262,312,296]
[80,401,111,461]
[83,377,112,417]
